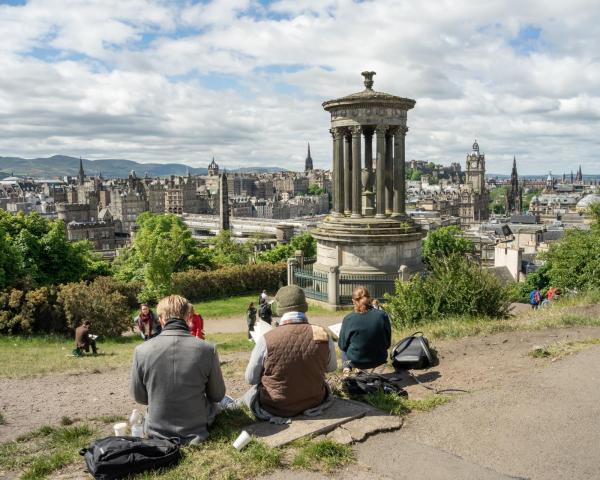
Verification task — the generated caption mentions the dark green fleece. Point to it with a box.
[338,308,391,368]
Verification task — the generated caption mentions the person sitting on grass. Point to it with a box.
[134,303,161,340]
[338,287,391,375]
[131,295,226,444]
[246,302,257,340]
[241,285,337,422]
[75,320,97,355]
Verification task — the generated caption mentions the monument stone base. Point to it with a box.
[311,215,424,276]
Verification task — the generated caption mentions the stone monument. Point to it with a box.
[311,71,423,279]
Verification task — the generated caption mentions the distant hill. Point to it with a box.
[0,155,286,178]
[0,171,8,180]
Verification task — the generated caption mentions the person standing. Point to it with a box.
[530,288,542,310]
[134,304,161,340]
[246,302,257,340]
[75,320,97,355]
[338,287,391,372]
[258,297,273,325]
[131,295,226,444]
[187,305,205,339]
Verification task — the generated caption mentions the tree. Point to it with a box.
[535,202,600,292]
[114,212,212,301]
[257,232,317,263]
[0,210,105,288]
[0,226,23,289]
[421,226,473,266]
[307,184,325,196]
[409,169,422,181]
[209,229,254,266]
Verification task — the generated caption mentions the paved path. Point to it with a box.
[264,344,600,480]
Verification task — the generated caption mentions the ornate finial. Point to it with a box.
[361,71,376,90]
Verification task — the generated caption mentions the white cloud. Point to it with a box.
[0,0,599,175]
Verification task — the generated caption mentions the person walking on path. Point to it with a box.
[338,287,391,373]
[246,302,257,340]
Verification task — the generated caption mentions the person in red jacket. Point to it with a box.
[187,305,205,339]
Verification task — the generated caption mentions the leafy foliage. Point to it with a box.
[58,277,134,337]
[385,254,511,329]
[539,206,600,292]
[113,212,212,301]
[257,232,317,263]
[421,226,473,265]
[172,263,286,303]
[0,287,65,334]
[0,210,106,288]
[307,184,325,196]
[208,229,255,267]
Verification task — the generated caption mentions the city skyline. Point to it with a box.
[1,0,599,174]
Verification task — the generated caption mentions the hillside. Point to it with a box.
[0,155,286,178]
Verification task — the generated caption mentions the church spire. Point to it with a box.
[305,142,313,172]
[78,156,85,185]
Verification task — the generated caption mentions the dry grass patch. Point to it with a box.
[529,338,600,360]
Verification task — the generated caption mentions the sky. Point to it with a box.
[1,0,599,175]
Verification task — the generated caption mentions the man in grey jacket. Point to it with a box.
[131,295,226,444]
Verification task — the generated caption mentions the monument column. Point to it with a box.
[375,125,387,218]
[396,126,407,215]
[332,128,344,216]
[385,132,394,214]
[350,125,362,218]
[363,128,375,216]
[344,131,352,216]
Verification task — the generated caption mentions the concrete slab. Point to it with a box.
[245,398,370,447]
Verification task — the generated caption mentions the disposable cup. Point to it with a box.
[113,422,128,436]
[232,430,252,450]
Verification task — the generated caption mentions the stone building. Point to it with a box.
[305,142,314,172]
[507,156,522,214]
[66,220,116,254]
[459,140,490,227]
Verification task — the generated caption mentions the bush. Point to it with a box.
[385,254,511,329]
[0,287,66,334]
[172,263,286,303]
[58,277,132,337]
[257,233,317,264]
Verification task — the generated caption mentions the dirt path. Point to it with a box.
[3,325,600,445]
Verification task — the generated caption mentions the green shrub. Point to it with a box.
[172,263,286,303]
[58,277,132,337]
[257,233,317,263]
[385,254,511,329]
[0,287,66,334]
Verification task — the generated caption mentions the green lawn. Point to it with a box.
[193,294,336,320]
[0,332,252,379]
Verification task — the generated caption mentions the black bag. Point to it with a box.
[343,372,407,396]
[390,332,439,371]
[80,436,181,480]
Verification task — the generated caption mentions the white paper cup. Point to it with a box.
[232,430,252,450]
[113,422,128,436]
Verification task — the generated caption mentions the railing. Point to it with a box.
[338,273,398,305]
[293,267,328,302]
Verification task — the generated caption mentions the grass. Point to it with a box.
[0,424,96,480]
[292,438,354,471]
[392,301,600,342]
[361,391,452,416]
[529,338,600,360]
[0,332,251,379]
[193,293,334,320]
[0,409,355,480]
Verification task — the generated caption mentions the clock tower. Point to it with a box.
[466,140,485,194]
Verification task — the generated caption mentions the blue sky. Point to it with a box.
[1,0,599,174]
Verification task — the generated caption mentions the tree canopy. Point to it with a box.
[257,232,317,263]
[113,212,212,301]
[421,226,473,266]
[0,210,104,289]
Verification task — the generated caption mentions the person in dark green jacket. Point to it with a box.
[338,287,391,371]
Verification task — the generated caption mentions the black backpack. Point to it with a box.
[343,372,407,396]
[390,332,439,371]
[80,436,181,480]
